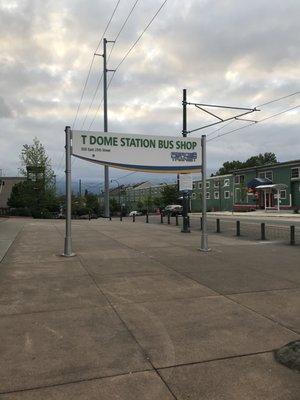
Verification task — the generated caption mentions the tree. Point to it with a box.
[110,198,118,214]
[85,192,100,215]
[19,137,55,187]
[137,200,144,211]
[8,180,60,217]
[152,196,162,208]
[144,195,153,211]
[215,153,277,175]
[161,185,179,207]
[8,138,59,217]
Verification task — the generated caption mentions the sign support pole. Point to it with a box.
[181,88,190,233]
[200,134,210,251]
[103,38,110,218]
[63,126,75,257]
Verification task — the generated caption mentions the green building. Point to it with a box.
[107,159,300,214]
[191,174,233,212]
[191,159,300,212]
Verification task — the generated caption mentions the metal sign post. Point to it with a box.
[179,173,191,233]
[200,134,210,251]
[62,126,75,257]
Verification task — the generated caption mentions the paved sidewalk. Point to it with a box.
[0,218,299,399]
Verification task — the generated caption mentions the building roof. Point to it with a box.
[256,184,288,190]
[232,159,300,174]
[0,176,26,181]
[247,177,272,188]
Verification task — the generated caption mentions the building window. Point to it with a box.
[266,171,273,181]
[291,167,300,179]
[234,175,245,184]
[214,191,219,199]
[224,179,229,187]
[258,171,273,181]
[214,181,220,188]
[191,192,196,199]
[224,191,230,199]
[192,182,196,189]
[280,190,287,199]
[198,182,202,189]
[206,181,210,188]
[206,192,210,199]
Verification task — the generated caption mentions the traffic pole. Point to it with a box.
[62,126,75,257]
[199,134,210,251]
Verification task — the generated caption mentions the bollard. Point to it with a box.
[261,222,266,240]
[216,218,220,233]
[187,216,190,228]
[160,213,163,224]
[146,213,149,223]
[236,220,240,236]
[176,214,179,226]
[290,225,295,245]
[133,214,135,222]
[200,216,203,231]
[120,214,122,222]
[167,214,170,225]
[109,215,112,221]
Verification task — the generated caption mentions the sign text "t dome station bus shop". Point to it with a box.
[72,130,201,173]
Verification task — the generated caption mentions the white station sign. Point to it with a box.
[179,174,193,191]
[72,130,201,173]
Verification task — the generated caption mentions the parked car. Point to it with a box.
[162,204,183,216]
[129,210,142,216]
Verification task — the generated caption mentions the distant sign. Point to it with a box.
[72,130,201,173]
[179,174,193,191]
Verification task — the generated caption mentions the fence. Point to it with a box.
[121,214,299,246]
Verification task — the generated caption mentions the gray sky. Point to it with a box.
[0,0,299,188]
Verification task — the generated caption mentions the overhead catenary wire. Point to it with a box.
[207,105,300,142]
[205,91,300,139]
[256,91,300,108]
[72,0,121,129]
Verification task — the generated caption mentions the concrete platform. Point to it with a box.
[0,218,299,399]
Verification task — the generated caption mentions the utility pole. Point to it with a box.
[103,38,110,218]
[181,88,190,233]
[100,37,116,218]
[63,126,75,257]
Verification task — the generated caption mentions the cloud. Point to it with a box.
[0,0,299,184]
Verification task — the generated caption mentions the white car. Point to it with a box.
[163,205,183,216]
[129,210,142,216]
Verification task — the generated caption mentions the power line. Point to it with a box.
[113,0,168,74]
[87,0,168,130]
[81,0,140,130]
[207,105,300,142]
[87,72,115,131]
[108,0,140,62]
[72,0,121,129]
